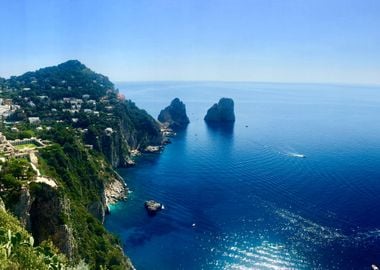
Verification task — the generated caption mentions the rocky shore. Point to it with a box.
[103,126,172,208]
[104,173,128,206]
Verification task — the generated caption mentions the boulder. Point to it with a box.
[158,98,190,129]
[144,145,161,153]
[144,200,162,215]
[204,98,235,123]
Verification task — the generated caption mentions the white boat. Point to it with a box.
[291,153,306,158]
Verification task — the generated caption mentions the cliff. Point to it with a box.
[104,172,128,205]
[81,99,163,167]
[0,138,134,269]
[204,97,236,123]
[0,197,71,269]
[38,131,134,269]
[0,60,158,269]
[11,185,76,258]
[158,98,190,129]
[4,60,163,168]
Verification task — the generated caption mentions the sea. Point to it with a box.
[105,81,380,270]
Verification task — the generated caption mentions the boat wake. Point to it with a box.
[287,152,306,158]
[252,141,307,159]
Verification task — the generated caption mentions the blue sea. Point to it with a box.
[106,82,380,269]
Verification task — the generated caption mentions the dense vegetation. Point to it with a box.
[3,60,162,166]
[38,136,130,269]
[0,60,163,269]
[0,158,36,206]
[0,200,70,270]
[0,129,131,269]
[5,60,113,100]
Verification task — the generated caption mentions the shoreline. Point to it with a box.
[104,172,128,207]
[104,127,173,210]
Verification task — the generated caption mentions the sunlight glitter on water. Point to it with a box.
[208,241,310,270]
[106,82,380,269]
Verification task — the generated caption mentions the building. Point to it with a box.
[104,127,113,136]
[28,117,41,124]
[87,100,96,105]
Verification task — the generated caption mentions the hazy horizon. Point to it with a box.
[1,0,379,84]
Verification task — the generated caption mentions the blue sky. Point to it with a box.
[0,0,379,84]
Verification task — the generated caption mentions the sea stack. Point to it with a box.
[204,98,235,123]
[158,98,190,129]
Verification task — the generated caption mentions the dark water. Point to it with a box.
[105,82,380,269]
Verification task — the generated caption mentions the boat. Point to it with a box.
[291,153,306,158]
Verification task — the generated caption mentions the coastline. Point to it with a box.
[105,171,128,206]
[104,128,172,209]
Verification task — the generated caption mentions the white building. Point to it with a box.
[28,117,41,124]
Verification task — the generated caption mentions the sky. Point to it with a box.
[0,0,379,84]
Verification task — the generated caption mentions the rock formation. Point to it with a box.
[158,98,190,129]
[204,98,235,123]
[11,184,77,259]
[0,60,143,269]
[144,200,163,215]
[104,174,128,206]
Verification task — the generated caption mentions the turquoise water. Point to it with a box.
[106,82,380,269]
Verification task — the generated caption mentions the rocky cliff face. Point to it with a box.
[12,187,33,231]
[0,196,73,269]
[5,149,134,268]
[11,184,77,259]
[6,59,163,169]
[0,60,145,269]
[158,98,190,129]
[104,173,127,205]
[204,98,235,123]
[88,172,127,223]
[100,130,125,168]
[86,100,163,168]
